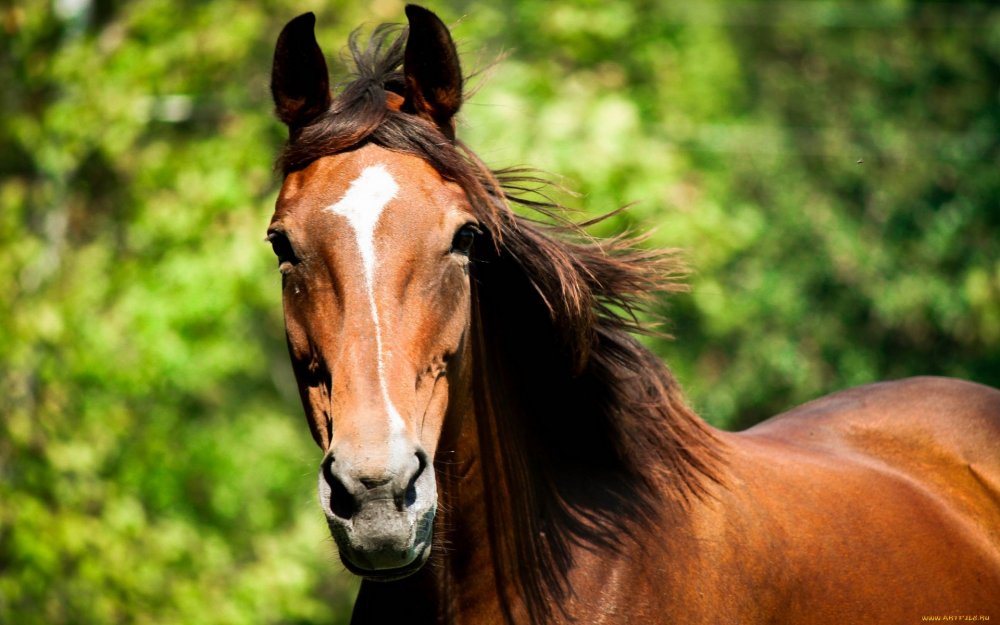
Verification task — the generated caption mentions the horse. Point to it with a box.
[265,6,1000,624]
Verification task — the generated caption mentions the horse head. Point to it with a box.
[268,5,475,580]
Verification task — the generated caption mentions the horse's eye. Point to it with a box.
[267,230,299,271]
[451,223,481,256]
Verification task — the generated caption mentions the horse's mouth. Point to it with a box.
[338,540,431,582]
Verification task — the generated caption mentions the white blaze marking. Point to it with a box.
[324,165,405,435]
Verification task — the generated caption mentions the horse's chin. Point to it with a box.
[339,538,432,582]
[329,503,436,582]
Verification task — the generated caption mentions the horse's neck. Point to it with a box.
[432,410,516,623]
[428,424,702,625]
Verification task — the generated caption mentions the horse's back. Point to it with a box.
[711,377,1000,624]
[745,376,1000,509]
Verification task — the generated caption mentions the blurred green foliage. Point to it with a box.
[1,0,998,622]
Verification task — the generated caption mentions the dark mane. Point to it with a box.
[278,24,724,625]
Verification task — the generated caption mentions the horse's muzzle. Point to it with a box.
[318,447,436,579]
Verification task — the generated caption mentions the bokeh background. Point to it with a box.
[2,0,998,622]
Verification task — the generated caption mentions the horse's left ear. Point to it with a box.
[403,5,463,140]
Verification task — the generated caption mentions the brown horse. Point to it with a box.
[266,6,1000,624]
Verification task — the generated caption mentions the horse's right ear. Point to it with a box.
[271,12,331,131]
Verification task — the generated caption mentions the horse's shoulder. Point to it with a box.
[704,378,1000,620]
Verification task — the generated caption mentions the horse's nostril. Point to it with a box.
[328,475,355,520]
[404,451,427,508]
[323,457,356,520]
